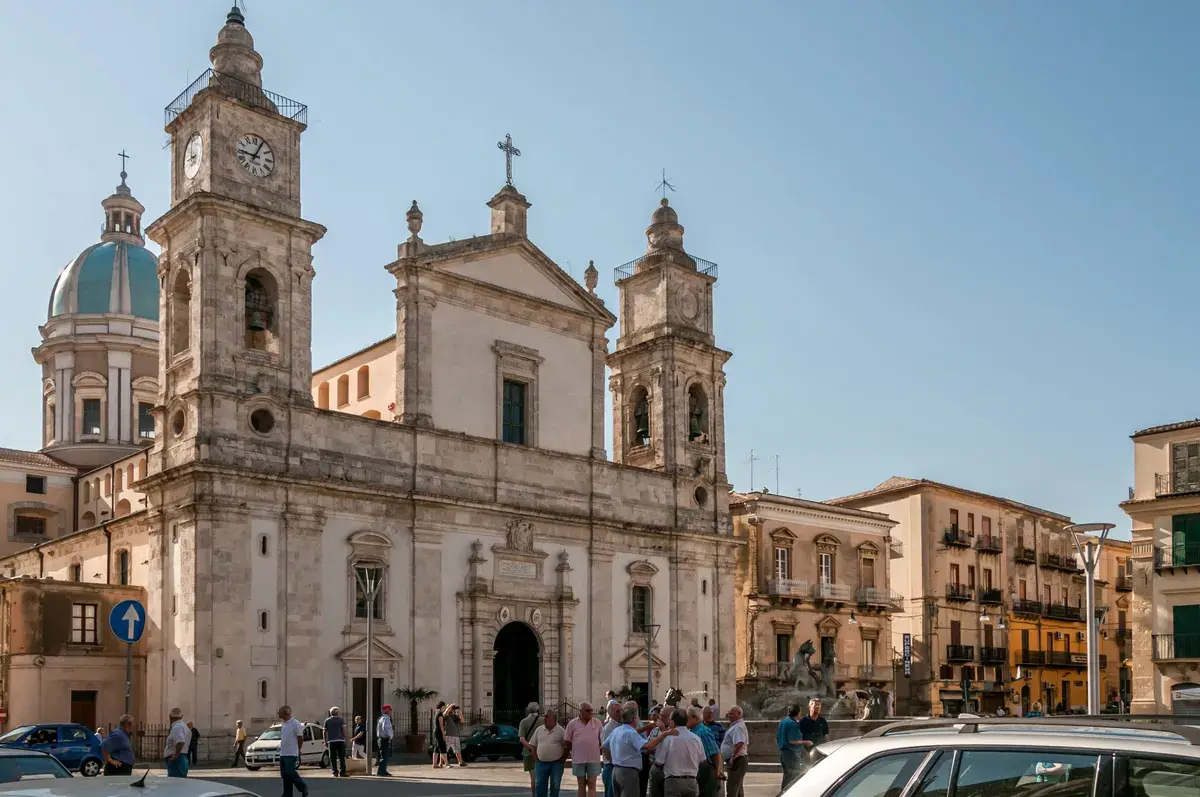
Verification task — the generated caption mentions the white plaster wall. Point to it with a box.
[610,552,671,692]
[445,253,582,309]
[430,302,593,456]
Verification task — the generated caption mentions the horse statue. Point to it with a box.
[663,687,686,708]
[786,639,823,691]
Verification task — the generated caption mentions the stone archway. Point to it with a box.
[494,621,541,725]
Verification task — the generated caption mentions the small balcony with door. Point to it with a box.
[856,587,902,612]
[1040,552,1063,570]
[1016,649,1045,665]
[1014,541,1037,564]
[978,588,1003,605]
[1012,599,1043,617]
[767,579,809,599]
[1115,572,1133,592]
[857,663,893,682]
[1045,603,1083,622]
[812,581,853,606]
[946,644,974,663]
[980,646,1008,665]
[1155,513,1200,572]
[976,535,1003,555]
[944,527,971,548]
[946,582,973,602]
[1152,605,1200,662]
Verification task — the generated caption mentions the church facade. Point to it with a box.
[2,6,737,732]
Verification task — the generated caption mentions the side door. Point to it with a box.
[1117,753,1200,797]
[24,727,59,761]
[56,726,93,769]
[304,724,323,763]
[933,747,1103,797]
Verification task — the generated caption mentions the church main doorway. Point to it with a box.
[494,622,540,726]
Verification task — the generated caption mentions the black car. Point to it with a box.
[460,724,523,763]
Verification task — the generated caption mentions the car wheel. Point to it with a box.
[320,751,329,769]
[246,766,261,771]
[80,759,102,777]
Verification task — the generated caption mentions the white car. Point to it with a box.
[787,716,1200,797]
[244,722,328,771]
[0,772,260,795]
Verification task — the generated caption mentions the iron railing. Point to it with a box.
[1017,649,1046,665]
[946,644,974,662]
[1045,603,1083,622]
[1041,552,1063,569]
[856,587,903,609]
[858,664,893,681]
[888,538,903,558]
[1014,546,1037,564]
[1115,573,1133,591]
[767,578,810,598]
[1012,599,1043,616]
[613,254,718,282]
[1153,633,1200,661]
[165,69,307,126]
[978,588,1004,605]
[1155,544,1200,569]
[980,646,1008,664]
[946,583,973,601]
[976,535,1003,554]
[1156,470,1200,497]
[813,582,854,602]
[943,528,971,547]
[758,661,790,680]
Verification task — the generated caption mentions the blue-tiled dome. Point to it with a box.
[48,241,159,320]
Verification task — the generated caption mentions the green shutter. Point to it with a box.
[1173,605,1200,658]
[1172,514,1200,566]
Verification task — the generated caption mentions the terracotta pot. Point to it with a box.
[404,733,427,754]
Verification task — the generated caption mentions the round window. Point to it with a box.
[250,408,275,434]
[170,409,185,437]
[694,486,708,508]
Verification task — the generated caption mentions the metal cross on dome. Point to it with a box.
[117,149,131,173]
[497,133,521,187]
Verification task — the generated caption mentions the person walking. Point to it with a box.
[100,714,135,776]
[522,708,568,797]
[660,709,704,797]
[350,716,365,760]
[164,708,190,778]
[797,698,829,771]
[375,704,394,776]
[277,705,308,797]
[323,707,348,777]
[776,705,804,793]
[519,702,545,797]
[720,707,749,797]
[187,722,200,766]
[433,701,448,768]
[688,708,722,797]
[231,720,248,768]
[444,704,465,767]
[563,702,603,797]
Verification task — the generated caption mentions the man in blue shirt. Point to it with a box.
[701,707,724,747]
[688,707,722,797]
[776,705,804,792]
[101,714,136,776]
[603,705,659,797]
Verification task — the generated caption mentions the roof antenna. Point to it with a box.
[131,769,149,788]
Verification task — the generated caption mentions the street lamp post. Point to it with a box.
[1067,522,1115,716]
[355,567,383,770]
[645,624,661,714]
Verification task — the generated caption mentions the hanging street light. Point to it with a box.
[1066,522,1115,716]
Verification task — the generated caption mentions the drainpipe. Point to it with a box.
[71,475,79,533]
[37,549,44,579]
[103,528,112,584]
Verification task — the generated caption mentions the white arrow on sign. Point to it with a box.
[122,604,141,640]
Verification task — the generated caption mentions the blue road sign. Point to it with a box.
[109,599,146,644]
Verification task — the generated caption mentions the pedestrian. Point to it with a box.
[605,690,620,713]
[776,705,804,792]
[688,707,721,797]
[351,716,365,760]
[94,727,105,745]
[639,705,660,797]
[433,701,448,769]
[101,714,135,776]
[661,708,704,797]
[563,702,603,797]
[519,702,545,797]
[375,704,394,776]
[701,707,724,748]
[164,708,190,778]
[522,708,568,797]
[798,698,829,768]
[323,706,348,777]
[444,704,465,767]
[600,701,620,797]
[707,699,718,717]
[231,720,247,768]
[720,706,748,797]
[277,705,308,797]
[187,721,200,766]
[603,705,649,797]
[647,710,670,797]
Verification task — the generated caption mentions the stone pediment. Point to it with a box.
[857,541,880,554]
[627,560,659,578]
[769,527,797,543]
[619,648,667,671]
[335,636,403,663]
[816,615,841,634]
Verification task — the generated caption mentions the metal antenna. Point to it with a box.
[770,454,780,495]
[747,449,760,493]
[655,169,676,199]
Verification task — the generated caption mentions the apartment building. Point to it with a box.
[1120,419,1200,713]
[732,492,899,701]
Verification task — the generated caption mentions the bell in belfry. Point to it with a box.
[244,276,272,331]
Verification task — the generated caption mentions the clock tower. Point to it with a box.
[146,4,325,468]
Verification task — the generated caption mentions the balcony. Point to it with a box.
[976,535,1003,554]
[1014,546,1037,564]
[1012,599,1043,616]
[946,644,974,663]
[856,587,903,611]
[1045,603,1083,622]
[812,582,854,603]
[944,528,971,548]
[1115,628,1131,643]
[1017,649,1045,665]
[1062,555,1079,572]
[1155,544,1200,572]
[1152,634,1200,661]
[946,583,973,602]
[980,646,1008,664]
[767,579,810,598]
[1156,470,1200,498]
[1115,573,1133,592]
[857,664,893,681]
[1041,552,1063,569]
[978,588,1004,605]
[1048,651,1108,669]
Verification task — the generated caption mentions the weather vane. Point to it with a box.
[497,133,521,187]
[655,169,676,199]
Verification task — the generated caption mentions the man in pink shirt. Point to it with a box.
[564,702,604,797]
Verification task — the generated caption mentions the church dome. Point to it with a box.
[47,170,159,321]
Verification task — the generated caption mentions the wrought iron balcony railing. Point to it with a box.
[614,254,718,282]
[1041,552,1062,569]
[812,582,854,602]
[946,583,973,601]
[1153,633,1200,661]
[1156,470,1200,498]
[856,587,903,610]
[1014,545,1037,564]
[1012,599,1043,616]
[857,664,893,681]
[767,579,810,598]
[976,535,1003,554]
[944,528,971,547]
[165,69,307,126]
[980,646,1008,664]
[978,588,1004,605]
[946,644,974,662]
[1017,649,1045,665]
[1115,573,1133,592]
[1155,544,1200,570]
[1045,603,1083,622]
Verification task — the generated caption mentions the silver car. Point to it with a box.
[787,717,1200,797]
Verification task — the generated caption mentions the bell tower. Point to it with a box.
[607,199,731,525]
[146,5,325,465]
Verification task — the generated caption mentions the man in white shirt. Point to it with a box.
[376,704,395,776]
[720,706,749,797]
[277,705,308,797]
[659,709,704,797]
[163,708,190,778]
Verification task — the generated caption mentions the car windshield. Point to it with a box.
[258,730,282,740]
[0,753,73,781]
[0,728,33,744]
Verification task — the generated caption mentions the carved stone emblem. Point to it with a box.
[531,608,543,625]
[499,606,512,624]
[505,519,534,552]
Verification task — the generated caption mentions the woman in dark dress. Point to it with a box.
[433,701,448,768]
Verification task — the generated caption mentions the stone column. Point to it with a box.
[412,528,443,689]
[557,551,574,702]
[589,545,615,697]
[55,352,74,443]
[393,279,435,427]
[590,331,607,459]
[1130,533,1158,713]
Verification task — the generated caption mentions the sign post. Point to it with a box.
[109,600,146,716]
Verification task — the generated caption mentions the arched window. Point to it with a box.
[115,469,123,491]
[93,479,101,499]
[354,564,385,620]
[80,511,96,528]
[70,564,82,582]
[362,410,382,420]
[115,499,131,518]
[317,383,330,409]
[243,270,279,352]
[631,585,651,633]
[630,386,650,447]
[127,464,135,486]
[337,375,350,407]
[118,550,130,585]
[357,366,370,400]
[82,481,90,503]
[170,271,191,356]
[137,460,146,480]
[687,384,709,442]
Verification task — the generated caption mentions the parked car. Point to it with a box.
[460,724,523,763]
[0,771,261,795]
[0,747,73,782]
[786,716,1200,797]
[244,722,327,770]
[0,725,103,777]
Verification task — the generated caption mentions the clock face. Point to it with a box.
[235,133,275,178]
[678,288,700,320]
[183,134,203,179]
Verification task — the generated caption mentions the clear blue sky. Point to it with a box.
[2,2,1197,530]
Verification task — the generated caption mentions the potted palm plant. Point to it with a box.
[395,686,439,754]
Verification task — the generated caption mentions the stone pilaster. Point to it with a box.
[412,528,443,687]
[1130,533,1158,713]
[393,279,435,427]
[282,504,325,708]
[673,555,699,690]
[588,545,615,696]
[715,557,737,706]
[590,331,607,459]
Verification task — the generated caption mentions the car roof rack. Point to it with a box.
[861,716,1200,746]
